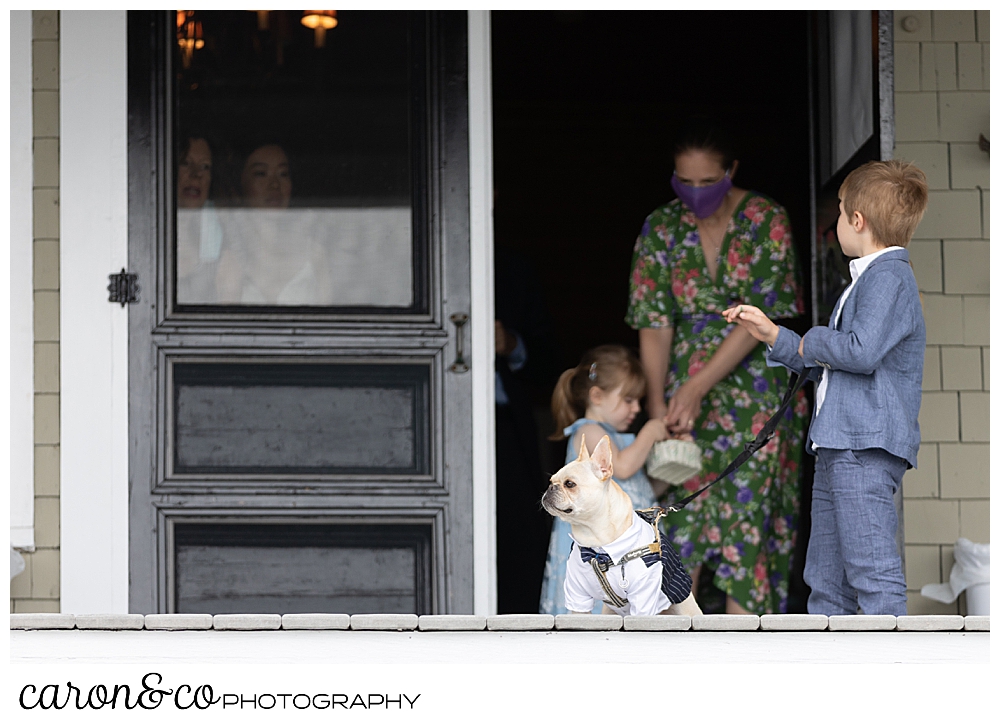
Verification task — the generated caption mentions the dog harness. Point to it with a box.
[573,507,692,611]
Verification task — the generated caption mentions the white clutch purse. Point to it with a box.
[646,439,702,486]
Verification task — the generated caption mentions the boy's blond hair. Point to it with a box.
[839,160,929,248]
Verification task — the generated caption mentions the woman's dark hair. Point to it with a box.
[673,115,738,170]
[177,128,242,205]
[177,126,220,164]
[235,136,291,165]
[234,137,292,178]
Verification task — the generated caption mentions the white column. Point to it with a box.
[8,11,35,550]
[467,10,497,615]
[60,11,129,613]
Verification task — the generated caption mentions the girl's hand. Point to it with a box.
[642,417,670,443]
[665,382,704,435]
[723,304,779,346]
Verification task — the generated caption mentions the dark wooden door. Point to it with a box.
[128,10,475,614]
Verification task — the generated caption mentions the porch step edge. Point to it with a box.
[554,614,623,631]
[895,614,966,631]
[281,613,351,630]
[350,614,419,631]
[213,614,282,630]
[417,615,487,631]
[74,614,145,630]
[145,614,214,630]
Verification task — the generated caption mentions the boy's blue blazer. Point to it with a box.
[767,247,924,468]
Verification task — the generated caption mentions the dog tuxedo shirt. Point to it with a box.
[564,510,693,615]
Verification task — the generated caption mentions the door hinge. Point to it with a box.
[108,268,140,307]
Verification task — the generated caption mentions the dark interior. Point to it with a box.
[492,9,812,384]
[491,10,814,612]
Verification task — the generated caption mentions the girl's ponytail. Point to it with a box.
[549,368,581,440]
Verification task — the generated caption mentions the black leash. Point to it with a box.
[664,370,808,514]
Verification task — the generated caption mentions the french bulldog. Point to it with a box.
[541,434,702,616]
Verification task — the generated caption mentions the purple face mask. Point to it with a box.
[671,171,732,218]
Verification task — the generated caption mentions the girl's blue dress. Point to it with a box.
[538,418,656,614]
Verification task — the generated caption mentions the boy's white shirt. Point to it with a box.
[811,245,898,449]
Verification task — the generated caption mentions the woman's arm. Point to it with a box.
[575,420,667,480]
[638,326,673,421]
[665,326,759,434]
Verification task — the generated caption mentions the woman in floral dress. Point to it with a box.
[626,118,808,614]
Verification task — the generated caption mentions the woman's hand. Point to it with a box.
[494,320,517,356]
[722,304,779,346]
[665,381,705,435]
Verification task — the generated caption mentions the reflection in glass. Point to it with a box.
[176,134,226,302]
[174,10,415,308]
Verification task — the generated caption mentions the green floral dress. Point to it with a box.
[625,193,809,614]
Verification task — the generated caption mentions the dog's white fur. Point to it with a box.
[541,435,702,616]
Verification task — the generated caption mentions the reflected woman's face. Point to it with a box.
[177,138,212,209]
[241,144,292,209]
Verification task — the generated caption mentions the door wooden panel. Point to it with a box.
[173,522,432,614]
[172,362,430,475]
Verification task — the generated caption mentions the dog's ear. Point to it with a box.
[576,436,590,462]
[590,435,614,481]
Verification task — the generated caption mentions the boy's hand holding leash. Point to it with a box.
[723,304,805,358]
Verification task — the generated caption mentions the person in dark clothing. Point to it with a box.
[494,244,558,613]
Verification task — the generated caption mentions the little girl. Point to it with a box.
[538,344,683,615]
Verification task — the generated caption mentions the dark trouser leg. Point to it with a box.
[495,406,549,613]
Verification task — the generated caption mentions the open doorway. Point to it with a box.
[491,10,814,613]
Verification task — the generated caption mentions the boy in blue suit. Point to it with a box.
[723,160,928,616]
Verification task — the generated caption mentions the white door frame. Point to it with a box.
[58,10,496,615]
[467,9,496,616]
[59,10,135,614]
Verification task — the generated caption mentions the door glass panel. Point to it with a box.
[172,362,430,475]
[173,10,419,309]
